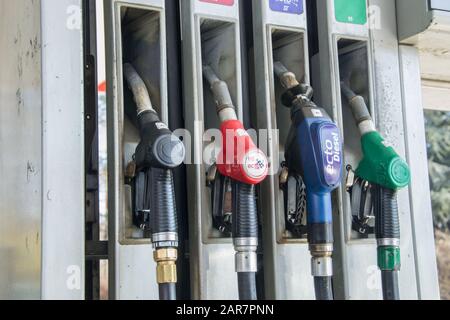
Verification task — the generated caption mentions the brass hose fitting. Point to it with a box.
[154,248,178,284]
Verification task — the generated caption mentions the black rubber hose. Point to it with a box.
[150,168,178,236]
[159,283,177,301]
[151,168,178,301]
[381,271,400,301]
[373,185,401,300]
[232,182,258,301]
[314,276,334,301]
[232,182,258,239]
[373,186,400,240]
[238,273,258,300]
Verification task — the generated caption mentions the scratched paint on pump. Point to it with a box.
[269,0,304,14]
[200,0,235,6]
[334,0,367,25]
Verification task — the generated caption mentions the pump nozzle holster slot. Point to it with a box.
[340,82,409,300]
[203,64,268,300]
[123,62,184,300]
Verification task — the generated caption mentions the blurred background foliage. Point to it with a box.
[425,110,450,231]
[425,110,450,300]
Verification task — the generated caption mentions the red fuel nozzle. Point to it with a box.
[216,119,269,185]
[202,65,268,184]
[203,65,267,300]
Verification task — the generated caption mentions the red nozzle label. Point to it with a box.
[243,150,269,181]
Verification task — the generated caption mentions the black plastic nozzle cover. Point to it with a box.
[135,110,185,171]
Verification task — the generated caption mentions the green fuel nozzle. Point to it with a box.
[341,82,410,300]
[340,82,410,190]
[356,132,410,190]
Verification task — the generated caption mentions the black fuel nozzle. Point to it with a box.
[123,62,185,171]
[124,63,184,301]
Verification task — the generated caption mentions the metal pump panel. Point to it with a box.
[104,0,169,300]
[251,0,315,300]
[313,0,439,300]
[181,0,245,300]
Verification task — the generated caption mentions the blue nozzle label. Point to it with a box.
[318,124,342,187]
[269,0,304,15]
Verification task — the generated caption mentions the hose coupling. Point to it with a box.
[358,119,377,136]
[292,94,314,109]
[152,232,179,249]
[280,71,300,90]
[377,245,401,272]
[234,238,258,273]
[203,65,238,122]
[311,256,333,277]
[377,238,400,247]
[309,243,334,257]
[309,244,333,277]
[154,248,178,284]
[273,61,300,89]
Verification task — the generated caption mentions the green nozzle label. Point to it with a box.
[390,158,411,188]
[378,246,401,271]
[335,0,368,25]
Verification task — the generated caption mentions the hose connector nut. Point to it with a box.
[280,71,300,90]
[234,238,258,273]
[235,252,258,273]
[311,256,333,277]
[154,248,178,284]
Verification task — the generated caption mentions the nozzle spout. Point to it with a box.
[202,65,238,122]
[203,65,221,86]
[123,63,155,115]
[340,81,357,101]
[274,61,300,90]
[340,82,374,134]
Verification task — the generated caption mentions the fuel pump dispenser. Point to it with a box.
[250,0,314,299]
[202,66,269,300]
[123,63,185,300]
[274,62,343,300]
[104,0,184,300]
[312,0,422,299]
[181,0,256,300]
[341,83,411,300]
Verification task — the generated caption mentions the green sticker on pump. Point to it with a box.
[334,0,367,25]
